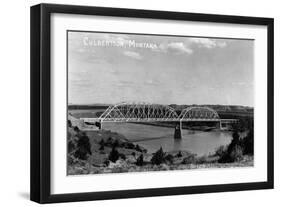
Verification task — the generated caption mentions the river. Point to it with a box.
[102,122,233,156]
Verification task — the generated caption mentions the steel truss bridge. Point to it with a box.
[80,102,237,130]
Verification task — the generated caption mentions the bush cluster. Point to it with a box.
[136,154,144,166]
[217,128,254,163]
[181,154,196,164]
[67,124,92,161]
[150,147,175,165]
[108,147,120,163]
[151,147,166,165]
[74,133,92,160]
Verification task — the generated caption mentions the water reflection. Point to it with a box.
[173,139,182,152]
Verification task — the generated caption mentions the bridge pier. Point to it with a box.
[174,121,182,139]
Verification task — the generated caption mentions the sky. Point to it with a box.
[68,31,254,106]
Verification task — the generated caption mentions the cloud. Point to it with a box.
[99,33,130,46]
[108,68,119,74]
[231,81,253,87]
[144,79,161,86]
[114,80,136,88]
[166,42,193,54]
[157,42,193,54]
[217,41,227,48]
[102,33,130,42]
[154,38,226,55]
[183,84,197,89]
[123,51,143,60]
[189,38,227,49]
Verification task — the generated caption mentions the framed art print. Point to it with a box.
[30,3,274,203]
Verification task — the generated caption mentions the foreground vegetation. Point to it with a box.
[67,114,254,175]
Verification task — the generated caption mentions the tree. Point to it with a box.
[215,145,227,157]
[135,144,142,152]
[242,128,254,155]
[74,134,92,160]
[108,147,119,163]
[218,131,243,163]
[136,154,144,166]
[176,151,182,158]
[229,145,243,162]
[165,154,174,164]
[99,139,105,150]
[227,131,240,155]
[68,120,72,127]
[68,140,75,153]
[151,147,165,165]
[131,152,136,157]
[112,139,119,148]
[119,153,126,160]
[105,137,113,147]
[99,138,105,145]
[99,144,104,151]
[73,126,80,132]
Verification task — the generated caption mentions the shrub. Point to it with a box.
[151,147,165,165]
[99,139,105,145]
[99,139,105,150]
[218,120,254,162]
[214,145,227,157]
[181,154,196,164]
[218,131,242,163]
[99,144,104,151]
[242,129,254,155]
[67,140,76,153]
[120,142,125,147]
[176,151,182,158]
[165,154,174,164]
[73,126,80,132]
[196,155,209,164]
[136,154,144,166]
[218,153,230,163]
[108,147,119,163]
[231,117,253,132]
[74,134,92,160]
[135,144,142,152]
[126,142,135,149]
[105,137,113,146]
[119,153,126,160]
[226,131,241,155]
[112,140,119,148]
[219,145,243,163]
[230,145,243,162]
[68,120,72,127]
[67,155,74,165]
[104,160,110,166]
[67,131,72,139]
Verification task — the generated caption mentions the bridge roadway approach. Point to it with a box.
[79,102,237,139]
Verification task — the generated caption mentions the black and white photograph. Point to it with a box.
[67,31,254,175]
[0,0,277,205]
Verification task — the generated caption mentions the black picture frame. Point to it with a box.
[30,3,274,204]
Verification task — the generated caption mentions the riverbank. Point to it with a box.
[67,115,253,175]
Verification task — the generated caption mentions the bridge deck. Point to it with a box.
[80,118,237,122]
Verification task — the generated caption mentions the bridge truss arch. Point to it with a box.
[179,106,220,121]
[99,102,179,122]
